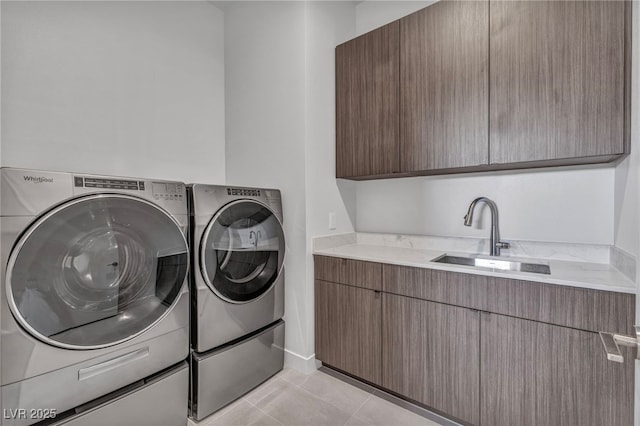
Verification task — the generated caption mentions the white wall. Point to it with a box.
[356,167,615,245]
[304,1,357,368]
[355,0,435,35]
[224,1,357,371]
[615,152,638,255]
[223,1,311,370]
[1,1,225,184]
[614,2,640,259]
[305,2,357,239]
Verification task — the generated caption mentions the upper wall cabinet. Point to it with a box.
[335,1,631,180]
[335,22,399,179]
[490,1,629,165]
[401,1,488,172]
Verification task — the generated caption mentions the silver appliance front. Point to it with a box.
[6,194,188,350]
[200,199,285,304]
[0,168,190,426]
[190,320,285,421]
[194,270,284,352]
[49,362,188,426]
[190,184,285,352]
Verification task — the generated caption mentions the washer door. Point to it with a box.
[6,194,188,349]
[200,200,285,304]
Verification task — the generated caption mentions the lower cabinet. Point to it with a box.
[314,279,382,385]
[481,313,634,426]
[382,293,480,425]
[314,257,635,425]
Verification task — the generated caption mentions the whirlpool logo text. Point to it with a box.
[23,176,53,183]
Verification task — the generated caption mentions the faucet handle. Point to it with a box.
[496,241,510,250]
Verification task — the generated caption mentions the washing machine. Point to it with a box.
[0,168,190,426]
[188,184,285,421]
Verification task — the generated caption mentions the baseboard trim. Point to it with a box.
[283,349,318,374]
[319,365,461,426]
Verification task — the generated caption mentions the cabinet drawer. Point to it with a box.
[314,255,382,291]
[486,277,635,334]
[383,265,487,310]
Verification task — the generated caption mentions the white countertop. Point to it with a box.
[313,237,636,294]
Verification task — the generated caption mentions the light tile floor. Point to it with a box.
[188,369,444,426]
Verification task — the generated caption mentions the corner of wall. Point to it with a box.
[284,349,318,375]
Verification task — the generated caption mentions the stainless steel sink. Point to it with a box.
[431,254,551,275]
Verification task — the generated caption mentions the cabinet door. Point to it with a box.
[335,22,399,178]
[400,1,488,172]
[382,294,480,425]
[481,313,633,426]
[490,1,627,164]
[315,280,382,385]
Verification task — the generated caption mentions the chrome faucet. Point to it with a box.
[464,197,510,256]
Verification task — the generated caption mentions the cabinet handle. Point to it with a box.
[598,326,640,363]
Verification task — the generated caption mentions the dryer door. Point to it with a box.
[200,200,285,303]
[6,194,188,349]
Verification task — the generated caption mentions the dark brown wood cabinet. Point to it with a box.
[315,280,382,385]
[400,0,488,172]
[383,265,488,310]
[335,0,631,180]
[314,256,382,385]
[383,293,480,425]
[490,0,629,165]
[314,256,635,425]
[485,277,636,335]
[335,21,399,178]
[315,255,382,291]
[481,313,634,426]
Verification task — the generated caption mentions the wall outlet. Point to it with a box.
[329,212,336,230]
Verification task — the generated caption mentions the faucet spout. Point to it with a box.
[463,197,510,256]
[463,209,474,227]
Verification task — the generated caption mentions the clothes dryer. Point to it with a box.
[0,168,190,426]
[188,184,285,420]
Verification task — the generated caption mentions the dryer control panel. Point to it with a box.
[227,188,260,197]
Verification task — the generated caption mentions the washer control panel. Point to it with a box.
[73,176,185,200]
[74,176,145,190]
[152,182,184,201]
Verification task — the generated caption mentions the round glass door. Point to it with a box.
[6,194,188,349]
[200,200,285,303]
